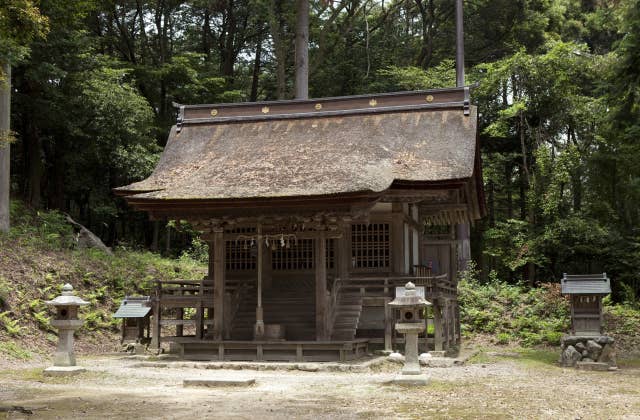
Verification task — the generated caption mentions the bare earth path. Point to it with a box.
[1,352,639,419]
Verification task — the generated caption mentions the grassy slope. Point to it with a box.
[459,268,640,357]
[0,203,206,362]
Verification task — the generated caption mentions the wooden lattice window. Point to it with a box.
[272,239,314,270]
[326,239,335,270]
[351,223,390,269]
[225,227,256,271]
[271,239,335,271]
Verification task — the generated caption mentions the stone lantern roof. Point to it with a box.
[45,284,89,307]
[388,282,431,308]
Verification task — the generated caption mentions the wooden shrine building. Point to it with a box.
[116,87,485,361]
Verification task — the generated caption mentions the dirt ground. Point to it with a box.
[1,350,639,420]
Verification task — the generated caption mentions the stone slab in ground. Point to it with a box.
[387,374,430,386]
[183,377,256,387]
[423,357,455,368]
[576,361,611,372]
[43,366,87,377]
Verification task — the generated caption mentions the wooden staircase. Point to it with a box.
[330,291,363,341]
[230,286,316,340]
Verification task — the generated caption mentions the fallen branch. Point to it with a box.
[65,215,113,255]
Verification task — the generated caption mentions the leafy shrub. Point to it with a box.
[0,311,22,336]
[496,332,511,344]
[8,201,74,249]
[0,276,10,310]
[459,261,570,346]
[0,342,32,360]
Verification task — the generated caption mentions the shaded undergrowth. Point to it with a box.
[0,202,206,360]
[459,263,640,352]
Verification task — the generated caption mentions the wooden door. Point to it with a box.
[421,242,452,278]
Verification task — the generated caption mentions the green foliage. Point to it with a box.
[8,201,74,249]
[373,60,456,92]
[0,341,32,360]
[461,263,640,347]
[82,309,116,331]
[604,303,640,336]
[0,275,10,309]
[1,0,639,304]
[0,0,49,64]
[459,264,570,346]
[0,205,207,351]
[0,311,21,336]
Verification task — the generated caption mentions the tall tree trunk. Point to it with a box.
[151,220,160,251]
[49,139,66,211]
[569,128,582,212]
[221,0,237,84]
[506,162,513,219]
[415,0,435,69]
[25,121,43,208]
[165,223,171,255]
[519,111,535,286]
[250,29,263,102]
[295,0,309,99]
[269,0,287,99]
[0,63,10,232]
[202,7,212,61]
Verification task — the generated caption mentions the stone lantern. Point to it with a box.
[44,283,89,376]
[388,281,431,385]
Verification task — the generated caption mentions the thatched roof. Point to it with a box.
[116,95,478,202]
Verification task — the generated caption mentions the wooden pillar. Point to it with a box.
[456,223,471,274]
[212,228,225,341]
[255,224,265,339]
[391,203,404,275]
[151,282,161,350]
[315,232,328,341]
[176,308,184,337]
[455,301,461,345]
[263,238,273,290]
[433,299,443,351]
[447,303,453,347]
[337,221,350,281]
[200,241,216,339]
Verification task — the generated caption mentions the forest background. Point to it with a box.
[1,0,639,302]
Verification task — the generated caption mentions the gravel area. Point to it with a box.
[1,353,639,419]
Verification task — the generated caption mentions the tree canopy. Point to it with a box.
[3,0,640,301]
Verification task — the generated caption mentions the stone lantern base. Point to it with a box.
[388,374,430,386]
[43,366,87,377]
[559,335,617,369]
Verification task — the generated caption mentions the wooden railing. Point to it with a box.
[151,278,255,347]
[335,274,456,300]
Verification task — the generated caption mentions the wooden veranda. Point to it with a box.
[149,271,461,361]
